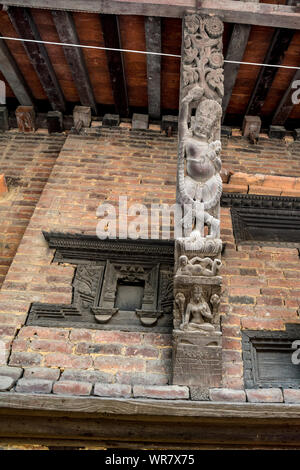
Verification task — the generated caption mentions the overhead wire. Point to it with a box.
[1,35,300,70]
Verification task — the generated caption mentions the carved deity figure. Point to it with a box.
[176,14,224,244]
[181,285,215,332]
[177,255,222,277]
[178,87,223,241]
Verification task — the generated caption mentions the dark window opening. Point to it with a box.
[114,281,145,311]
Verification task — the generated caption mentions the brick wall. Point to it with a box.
[0,131,66,288]
[0,126,300,390]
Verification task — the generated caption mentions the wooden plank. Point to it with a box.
[7,6,66,112]
[145,16,161,120]
[100,14,129,116]
[2,393,300,419]
[272,69,300,125]
[246,27,295,116]
[1,395,300,447]
[222,24,251,121]
[51,10,97,114]
[0,37,34,106]
[1,1,300,28]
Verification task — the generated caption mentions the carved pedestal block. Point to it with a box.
[16,106,35,132]
[73,106,91,128]
[172,330,222,387]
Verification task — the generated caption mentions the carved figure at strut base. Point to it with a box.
[177,255,222,277]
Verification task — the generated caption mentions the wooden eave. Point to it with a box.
[0,2,299,128]
[1,393,300,448]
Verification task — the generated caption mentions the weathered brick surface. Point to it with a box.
[0,132,66,288]
[283,389,300,403]
[61,369,114,384]
[0,128,300,392]
[246,388,283,403]
[133,385,189,399]
[53,380,92,396]
[209,388,246,402]
[0,375,14,391]
[23,367,60,381]
[94,383,132,398]
[0,365,23,380]
[15,378,53,394]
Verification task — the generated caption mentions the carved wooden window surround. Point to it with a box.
[221,193,300,246]
[26,233,174,333]
[242,325,300,389]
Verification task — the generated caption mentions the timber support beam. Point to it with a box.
[1,1,300,29]
[51,10,97,114]
[1,394,300,448]
[7,6,66,112]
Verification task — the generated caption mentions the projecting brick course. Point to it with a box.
[246,388,283,403]
[53,380,92,396]
[133,385,189,399]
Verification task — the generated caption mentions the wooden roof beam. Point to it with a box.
[222,24,252,122]
[246,28,294,116]
[145,16,161,120]
[100,14,129,117]
[7,6,66,112]
[51,10,97,115]
[272,69,300,125]
[1,1,300,29]
[0,37,34,106]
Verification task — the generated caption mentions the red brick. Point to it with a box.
[133,385,189,399]
[241,318,285,330]
[18,326,69,340]
[15,378,53,394]
[124,346,159,358]
[143,333,172,347]
[209,388,246,402]
[94,383,132,398]
[223,184,248,194]
[246,388,283,403]
[92,330,143,345]
[24,367,60,381]
[70,329,93,342]
[53,380,92,396]
[283,389,300,403]
[0,366,23,380]
[9,352,42,367]
[0,376,15,391]
[31,339,72,354]
[44,353,92,369]
[94,356,144,372]
[0,174,8,194]
[263,175,295,189]
[75,342,122,355]
[248,185,282,196]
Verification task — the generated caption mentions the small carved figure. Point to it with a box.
[210,293,220,315]
[181,285,215,332]
[175,292,186,326]
[177,255,222,277]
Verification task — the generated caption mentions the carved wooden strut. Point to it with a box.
[172,14,224,388]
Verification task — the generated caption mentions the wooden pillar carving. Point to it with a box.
[172,14,224,390]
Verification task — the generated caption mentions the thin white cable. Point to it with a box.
[1,35,300,70]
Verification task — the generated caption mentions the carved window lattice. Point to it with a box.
[242,325,300,389]
[221,193,300,246]
[26,233,175,333]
